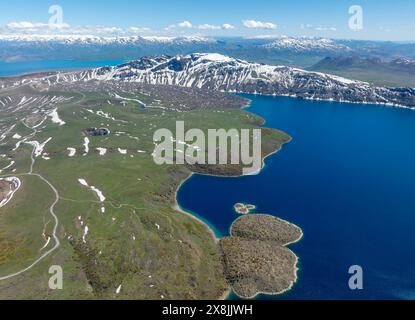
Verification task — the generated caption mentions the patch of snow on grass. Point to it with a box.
[40,237,51,251]
[116,285,122,294]
[67,147,76,157]
[26,137,52,157]
[82,226,89,243]
[48,108,66,126]
[90,186,106,202]
[78,178,89,187]
[78,178,106,202]
[83,137,90,155]
[96,147,107,156]
[0,177,21,208]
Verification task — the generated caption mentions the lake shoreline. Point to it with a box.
[173,97,296,300]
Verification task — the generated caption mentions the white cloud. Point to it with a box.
[128,26,152,33]
[166,21,235,31]
[3,19,234,37]
[197,23,235,30]
[6,21,70,31]
[243,20,277,30]
[222,23,235,30]
[178,21,193,28]
[6,21,45,29]
[165,20,193,31]
[198,24,221,30]
[94,26,123,34]
[2,21,154,36]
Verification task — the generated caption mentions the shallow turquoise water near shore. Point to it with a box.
[178,94,415,300]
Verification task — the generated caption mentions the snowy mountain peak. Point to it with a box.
[192,53,235,63]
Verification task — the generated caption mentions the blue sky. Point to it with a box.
[0,0,414,41]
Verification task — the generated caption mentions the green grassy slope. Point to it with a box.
[0,86,289,300]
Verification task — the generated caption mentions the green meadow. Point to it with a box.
[0,87,288,299]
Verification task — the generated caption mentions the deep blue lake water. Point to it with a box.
[0,59,125,77]
[177,94,415,300]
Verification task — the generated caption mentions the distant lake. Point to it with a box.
[0,59,125,77]
[177,94,415,300]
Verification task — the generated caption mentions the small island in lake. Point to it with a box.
[233,203,256,215]
[220,214,303,299]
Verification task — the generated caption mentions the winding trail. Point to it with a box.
[0,126,61,280]
[0,91,86,281]
[0,172,60,281]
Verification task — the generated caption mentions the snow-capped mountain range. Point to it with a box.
[0,34,348,53]
[5,53,415,108]
[263,37,352,53]
[2,35,415,67]
[0,34,213,45]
